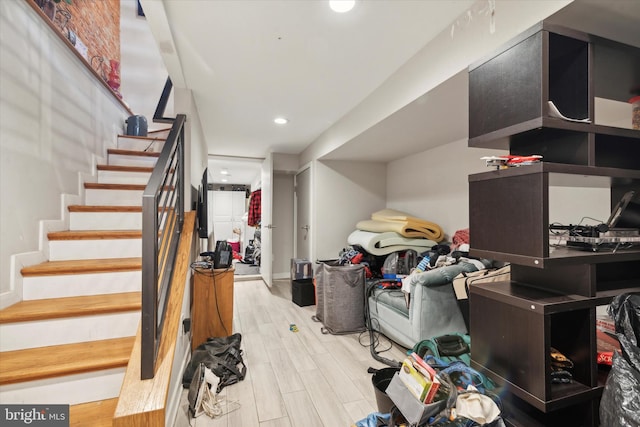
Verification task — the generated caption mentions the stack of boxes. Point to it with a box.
[291,258,314,307]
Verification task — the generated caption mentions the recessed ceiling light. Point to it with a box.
[220,168,229,175]
[329,0,355,13]
[221,178,228,183]
[274,117,288,125]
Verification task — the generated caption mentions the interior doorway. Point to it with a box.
[295,166,312,262]
[207,156,263,278]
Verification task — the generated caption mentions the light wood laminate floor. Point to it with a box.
[173,278,408,427]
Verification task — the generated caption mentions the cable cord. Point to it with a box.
[364,279,401,368]
[210,268,230,336]
[200,387,240,418]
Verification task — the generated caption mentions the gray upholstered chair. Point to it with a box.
[367,259,492,349]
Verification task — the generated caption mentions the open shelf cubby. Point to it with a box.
[468,20,639,425]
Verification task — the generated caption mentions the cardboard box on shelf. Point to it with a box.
[291,258,313,280]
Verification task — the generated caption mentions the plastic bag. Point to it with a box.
[600,293,640,427]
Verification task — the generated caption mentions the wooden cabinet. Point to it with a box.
[191,268,234,352]
[467,22,640,426]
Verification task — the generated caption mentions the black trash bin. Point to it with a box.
[370,367,400,414]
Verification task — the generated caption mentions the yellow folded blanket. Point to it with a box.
[357,209,444,242]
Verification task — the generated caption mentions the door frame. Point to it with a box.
[294,161,313,262]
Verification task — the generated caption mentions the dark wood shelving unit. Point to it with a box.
[467,20,640,426]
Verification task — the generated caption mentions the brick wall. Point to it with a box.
[36,0,120,81]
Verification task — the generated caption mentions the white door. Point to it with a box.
[212,191,233,242]
[260,153,273,287]
[295,167,312,261]
[211,191,246,244]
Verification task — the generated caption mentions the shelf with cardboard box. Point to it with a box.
[467,20,640,427]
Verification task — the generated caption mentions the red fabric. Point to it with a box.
[229,241,240,253]
[452,228,470,249]
[247,189,262,227]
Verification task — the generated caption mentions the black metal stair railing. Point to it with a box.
[140,74,185,379]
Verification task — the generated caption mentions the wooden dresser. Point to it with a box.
[191,268,234,352]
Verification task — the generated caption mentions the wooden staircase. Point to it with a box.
[0,131,169,426]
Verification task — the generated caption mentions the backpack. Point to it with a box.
[412,333,472,366]
[182,333,247,393]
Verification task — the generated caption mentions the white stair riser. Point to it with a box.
[49,239,141,261]
[108,153,158,167]
[0,368,124,405]
[85,188,143,206]
[23,271,141,300]
[98,170,151,185]
[0,312,139,352]
[70,212,141,231]
[117,137,164,152]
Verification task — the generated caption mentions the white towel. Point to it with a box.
[347,230,436,256]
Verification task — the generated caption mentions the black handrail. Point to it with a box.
[153,77,175,124]
[140,112,186,380]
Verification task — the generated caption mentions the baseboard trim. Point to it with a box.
[3,251,45,310]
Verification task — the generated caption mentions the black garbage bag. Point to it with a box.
[182,333,247,393]
[600,293,640,427]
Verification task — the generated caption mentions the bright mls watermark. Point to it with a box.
[1,405,69,426]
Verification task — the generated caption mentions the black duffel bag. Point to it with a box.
[182,333,247,393]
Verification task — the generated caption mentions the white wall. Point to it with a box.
[167,266,193,427]
[386,139,504,241]
[273,172,294,277]
[0,0,130,299]
[120,0,174,128]
[171,87,207,210]
[388,140,612,245]
[314,160,386,261]
[273,153,298,174]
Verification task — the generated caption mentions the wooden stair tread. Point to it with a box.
[84,182,147,191]
[117,133,166,140]
[69,205,142,213]
[0,292,140,324]
[97,165,153,173]
[21,257,141,276]
[70,398,118,427]
[48,230,142,240]
[0,337,135,385]
[84,183,173,192]
[107,148,160,158]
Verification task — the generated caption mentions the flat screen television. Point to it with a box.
[197,168,208,239]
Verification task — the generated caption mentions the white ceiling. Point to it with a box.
[154,0,475,183]
[207,156,263,187]
[144,0,640,184]
[163,0,474,158]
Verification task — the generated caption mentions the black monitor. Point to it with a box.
[197,168,208,239]
[607,191,640,230]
